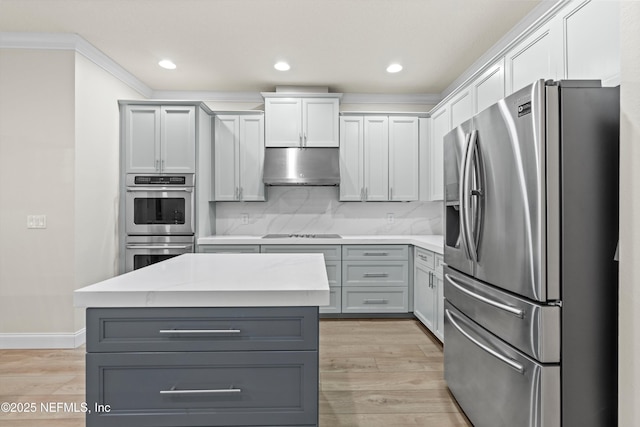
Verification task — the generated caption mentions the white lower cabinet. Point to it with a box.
[413,247,444,342]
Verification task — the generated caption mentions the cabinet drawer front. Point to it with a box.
[325,261,342,286]
[260,244,341,261]
[342,287,409,313]
[320,286,342,314]
[197,245,260,253]
[86,351,317,427]
[87,307,318,353]
[342,245,408,260]
[343,261,408,286]
[415,248,435,269]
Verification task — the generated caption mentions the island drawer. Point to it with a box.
[86,351,317,427]
[415,247,435,269]
[87,307,318,353]
[342,245,409,261]
[341,286,409,313]
[342,261,409,287]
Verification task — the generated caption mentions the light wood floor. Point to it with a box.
[0,319,470,427]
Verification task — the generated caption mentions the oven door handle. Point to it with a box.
[126,187,193,192]
[126,245,192,250]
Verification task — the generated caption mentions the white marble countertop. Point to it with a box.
[74,253,330,308]
[197,234,444,254]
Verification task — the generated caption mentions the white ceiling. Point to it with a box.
[0,0,549,97]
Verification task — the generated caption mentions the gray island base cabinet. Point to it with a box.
[85,306,319,427]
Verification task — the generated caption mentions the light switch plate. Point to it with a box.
[27,215,47,229]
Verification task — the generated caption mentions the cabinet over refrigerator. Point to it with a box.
[443,80,619,427]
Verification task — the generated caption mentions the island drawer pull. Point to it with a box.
[159,329,241,334]
[363,252,389,256]
[363,273,389,278]
[160,387,242,395]
[363,299,389,304]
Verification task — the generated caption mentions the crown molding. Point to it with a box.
[0,32,153,98]
[151,90,265,103]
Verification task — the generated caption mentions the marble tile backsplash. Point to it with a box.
[214,187,443,236]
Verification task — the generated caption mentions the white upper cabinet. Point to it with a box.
[505,22,556,94]
[124,105,196,174]
[428,107,449,201]
[264,95,340,147]
[473,59,505,114]
[340,115,419,202]
[339,116,364,201]
[214,114,265,201]
[561,0,620,86]
[363,116,389,201]
[449,89,473,129]
[388,116,419,201]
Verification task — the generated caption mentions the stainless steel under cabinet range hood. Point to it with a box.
[263,147,340,186]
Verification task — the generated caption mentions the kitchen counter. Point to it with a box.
[197,234,444,254]
[74,253,330,308]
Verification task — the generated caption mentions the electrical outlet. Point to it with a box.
[27,215,47,229]
[241,213,249,225]
[387,213,395,224]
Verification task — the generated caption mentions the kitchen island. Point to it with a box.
[74,253,330,427]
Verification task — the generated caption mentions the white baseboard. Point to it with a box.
[0,328,86,349]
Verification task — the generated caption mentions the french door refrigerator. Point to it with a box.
[443,80,619,427]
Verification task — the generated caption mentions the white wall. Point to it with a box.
[618,1,640,424]
[73,53,143,333]
[0,49,77,340]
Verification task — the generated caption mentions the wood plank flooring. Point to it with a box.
[0,319,470,427]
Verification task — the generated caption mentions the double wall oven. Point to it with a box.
[124,174,195,272]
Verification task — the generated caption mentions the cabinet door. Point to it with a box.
[505,22,556,95]
[428,107,448,201]
[214,115,239,201]
[434,272,444,342]
[264,98,302,147]
[562,0,620,85]
[473,59,505,114]
[124,105,160,173]
[302,98,339,147]
[389,116,419,201]
[160,106,195,173]
[239,115,265,201]
[450,90,473,129]
[339,116,364,201]
[414,264,436,332]
[363,116,389,201]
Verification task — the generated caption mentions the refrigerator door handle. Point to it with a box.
[458,132,473,260]
[445,273,525,318]
[445,308,525,374]
[462,130,478,262]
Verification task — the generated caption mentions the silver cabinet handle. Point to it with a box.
[389,187,393,200]
[365,187,368,200]
[418,254,428,261]
[127,245,191,250]
[445,308,524,374]
[363,273,389,278]
[445,274,524,318]
[126,187,193,192]
[159,329,241,334]
[363,299,388,304]
[160,388,242,395]
[304,132,307,147]
[429,271,433,288]
[299,133,303,147]
[155,160,160,171]
[161,159,165,171]
[363,252,389,256]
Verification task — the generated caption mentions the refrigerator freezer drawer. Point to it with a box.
[444,301,560,427]
[444,266,560,363]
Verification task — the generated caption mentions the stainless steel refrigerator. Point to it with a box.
[443,80,619,427]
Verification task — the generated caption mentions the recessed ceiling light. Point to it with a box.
[386,63,403,73]
[274,61,291,71]
[158,59,176,70]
